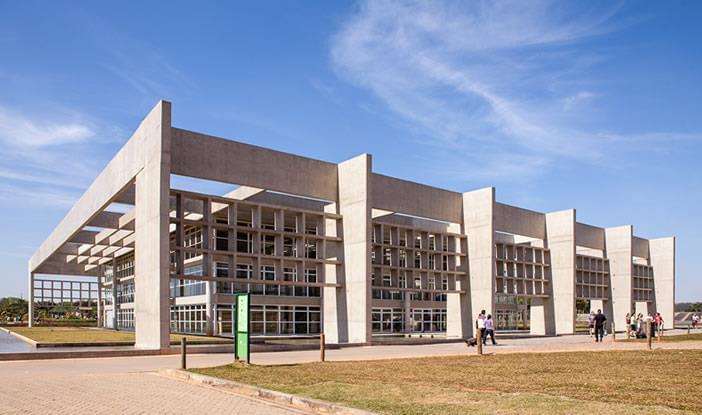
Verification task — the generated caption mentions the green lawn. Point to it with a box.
[194,350,702,414]
[3,326,231,345]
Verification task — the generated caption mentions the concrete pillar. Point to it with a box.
[27,271,34,327]
[112,258,118,330]
[205,279,214,336]
[546,209,575,335]
[97,267,103,328]
[403,291,412,333]
[462,187,495,337]
[649,237,675,327]
[605,226,633,332]
[635,301,648,316]
[530,297,548,335]
[134,101,172,350]
[590,299,604,313]
[322,203,342,344]
[337,154,372,344]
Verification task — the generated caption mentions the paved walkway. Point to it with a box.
[251,329,702,365]
[0,354,306,414]
[2,331,700,413]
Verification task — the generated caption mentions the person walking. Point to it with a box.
[483,314,497,345]
[593,309,607,342]
[655,313,663,336]
[625,312,631,338]
[476,310,486,342]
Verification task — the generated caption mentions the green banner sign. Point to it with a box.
[235,293,250,364]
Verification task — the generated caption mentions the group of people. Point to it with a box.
[475,310,497,346]
[625,312,664,338]
[691,314,700,329]
[587,309,608,342]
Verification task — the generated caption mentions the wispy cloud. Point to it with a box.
[0,104,119,209]
[0,106,93,148]
[330,0,697,181]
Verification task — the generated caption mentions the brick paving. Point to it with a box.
[0,356,306,415]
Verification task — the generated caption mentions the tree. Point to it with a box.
[0,297,28,321]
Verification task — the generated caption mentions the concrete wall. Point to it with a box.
[546,209,576,335]
[605,226,633,328]
[649,237,675,325]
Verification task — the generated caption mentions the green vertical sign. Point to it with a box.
[235,293,250,364]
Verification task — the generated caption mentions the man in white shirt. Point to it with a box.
[476,310,486,341]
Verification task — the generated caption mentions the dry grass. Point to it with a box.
[3,326,231,345]
[620,332,702,343]
[194,350,702,414]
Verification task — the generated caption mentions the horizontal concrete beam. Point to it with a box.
[70,230,99,245]
[29,101,170,272]
[171,127,338,201]
[495,202,545,240]
[575,222,605,250]
[371,173,462,223]
[86,211,123,229]
[34,261,97,276]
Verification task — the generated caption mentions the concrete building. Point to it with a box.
[28,101,676,349]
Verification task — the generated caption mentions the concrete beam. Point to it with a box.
[86,211,123,229]
[34,261,98,276]
[494,202,546,240]
[575,222,605,250]
[70,230,99,245]
[370,173,462,223]
[632,236,650,259]
[170,127,338,201]
[29,101,170,272]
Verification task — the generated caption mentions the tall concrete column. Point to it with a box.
[649,237,675,325]
[112,257,118,330]
[27,271,34,327]
[338,154,372,344]
[97,266,103,328]
[546,209,575,335]
[134,101,172,350]
[322,203,342,344]
[462,187,495,337]
[205,280,214,336]
[605,225,633,331]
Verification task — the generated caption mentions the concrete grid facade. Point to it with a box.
[28,101,676,349]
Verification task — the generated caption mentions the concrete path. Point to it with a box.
[0,354,306,414]
[251,329,702,365]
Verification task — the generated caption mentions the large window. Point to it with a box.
[170,304,207,334]
[261,234,275,255]
[411,308,446,333]
[117,308,134,330]
[372,308,404,333]
[262,265,277,295]
[250,305,320,335]
[237,232,253,253]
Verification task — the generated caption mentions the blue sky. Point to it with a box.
[0,1,700,300]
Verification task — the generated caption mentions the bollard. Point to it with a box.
[320,333,325,362]
[688,325,691,335]
[181,337,187,370]
[658,324,662,342]
[612,322,616,341]
[476,329,483,355]
[646,321,652,350]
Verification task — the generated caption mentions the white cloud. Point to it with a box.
[331,0,692,181]
[0,105,94,148]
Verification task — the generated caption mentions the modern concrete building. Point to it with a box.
[28,101,676,349]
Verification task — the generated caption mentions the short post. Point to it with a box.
[646,321,652,351]
[658,323,662,342]
[612,322,616,341]
[688,325,691,335]
[181,337,187,370]
[476,329,483,355]
[320,333,325,362]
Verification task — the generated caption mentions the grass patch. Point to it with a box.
[3,326,231,345]
[620,333,702,343]
[194,350,702,414]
